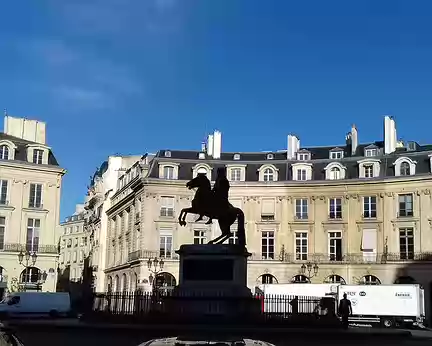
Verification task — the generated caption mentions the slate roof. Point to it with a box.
[0,132,60,166]
[147,141,432,182]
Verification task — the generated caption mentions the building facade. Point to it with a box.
[84,155,146,292]
[58,205,88,282]
[0,114,65,294]
[104,116,432,318]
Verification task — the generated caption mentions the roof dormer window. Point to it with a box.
[164,151,171,158]
[266,153,274,160]
[330,150,343,160]
[233,154,241,160]
[198,152,205,159]
[33,149,44,164]
[365,148,377,157]
[297,151,310,161]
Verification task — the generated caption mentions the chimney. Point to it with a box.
[207,134,214,156]
[351,124,358,155]
[212,130,222,159]
[384,115,397,154]
[287,134,300,159]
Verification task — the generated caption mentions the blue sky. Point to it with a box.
[1,0,432,219]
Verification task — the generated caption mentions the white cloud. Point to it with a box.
[53,86,111,109]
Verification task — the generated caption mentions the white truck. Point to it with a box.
[337,284,425,328]
[256,283,340,316]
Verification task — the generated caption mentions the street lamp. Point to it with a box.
[18,250,38,291]
[300,262,319,281]
[147,257,164,287]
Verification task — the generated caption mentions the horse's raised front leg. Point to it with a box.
[178,207,193,227]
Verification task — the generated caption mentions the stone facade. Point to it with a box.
[0,114,65,294]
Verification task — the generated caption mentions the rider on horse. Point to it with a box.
[195,167,230,224]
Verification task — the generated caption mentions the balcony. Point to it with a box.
[1,243,58,254]
[127,249,179,262]
[249,252,432,264]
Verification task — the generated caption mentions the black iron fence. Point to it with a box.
[88,290,339,326]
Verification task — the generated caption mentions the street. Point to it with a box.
[6,319,432,346]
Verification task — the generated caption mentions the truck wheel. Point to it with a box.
[382,318,394,328]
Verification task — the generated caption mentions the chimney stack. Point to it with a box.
[351,124,358,155]
[205,130,222,159]
[207,134,214,156]
[384,115,397,154]
[287,134,300,159]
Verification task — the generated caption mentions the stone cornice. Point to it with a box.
[0,160,66,174]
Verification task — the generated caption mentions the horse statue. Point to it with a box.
[178,174,246,247]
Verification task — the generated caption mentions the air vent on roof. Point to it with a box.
[406,142,416,151]
[233,154,240,160]
[267,153,274,160]
[164,151,171,157]
[198,152,205,159]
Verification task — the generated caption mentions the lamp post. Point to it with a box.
[300,262,319,282]
[147,257,164,290]
[18,250,37,291]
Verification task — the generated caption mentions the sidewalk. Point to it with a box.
[5,318,425,339]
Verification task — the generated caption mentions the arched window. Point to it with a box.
[154,272,176,289]
[20,267,40,284]
[114,275,120,292]
[394,276,416,284]
[121,273,128,291]
[197,167,208,175]
[263,168,274,182]
[324,274,346,284]
[400,162,410,176]
[330,167,341,180]
[360,275,381,285]
[257,274,278,284]
[107,276,113,291]
[0,145,9,160]
[291,274,310,283]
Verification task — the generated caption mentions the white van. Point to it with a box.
[0,292,71,318]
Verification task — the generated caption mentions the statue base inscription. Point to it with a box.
[168,244,258,318]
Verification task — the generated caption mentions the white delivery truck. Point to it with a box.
[256,283,340,316]
[0,292,71,319]
[337,284,425,328]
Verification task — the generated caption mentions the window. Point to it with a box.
[159,233,173,258]
[400,162,410,176]
[329,167,340,180]
[364,165,374,178]
[361,275,380,285]
[32,149,44,164]
[399,228,414,260]
[67,239,72,248]
[228,229,238,245]
[163,166,174,179]
[160,197,175,217]
[164,151,171,158]
[363,196,377,218]
[261,198,275,221]
[193,230,206,244]
[330,151,343,159]
[73,251,77,262]
[297,153,310,161]
[297,169,307,181]
[263,168,274,182]
[196,167,208,175]
[398,194,413,217]
[74,238,78,247]
[267,153,274,160]
[233,154,240,160]
[0,180,7,205]
[0,145,9,160]
[325,275,346,284]
[329,198,342,219]
[230,168,241,181]
[261,231,274,259]
[361,229,377,262]
[295,232,308,260]
[26,218,40,252]
[365,149,377,157]
[83,237,87,246]
[295,198,308,220]
[0,217,5,250]
[328,231,342,261]
[29,183,42,208]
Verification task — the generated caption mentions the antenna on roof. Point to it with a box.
[3,108,7,116]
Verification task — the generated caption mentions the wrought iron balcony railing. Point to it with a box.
[1,243,58,254]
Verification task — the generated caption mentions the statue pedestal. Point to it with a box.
[168,244,258,319]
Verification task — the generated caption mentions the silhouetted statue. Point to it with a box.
[178,169,246,247]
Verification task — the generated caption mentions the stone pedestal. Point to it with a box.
[168,244,259,319]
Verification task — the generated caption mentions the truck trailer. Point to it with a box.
[337,284,425,328]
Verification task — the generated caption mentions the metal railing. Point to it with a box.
[1,243,58,254]
[90,291,331,323]
[127,250,179,262]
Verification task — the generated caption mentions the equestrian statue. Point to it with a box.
[178,167,246,248]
